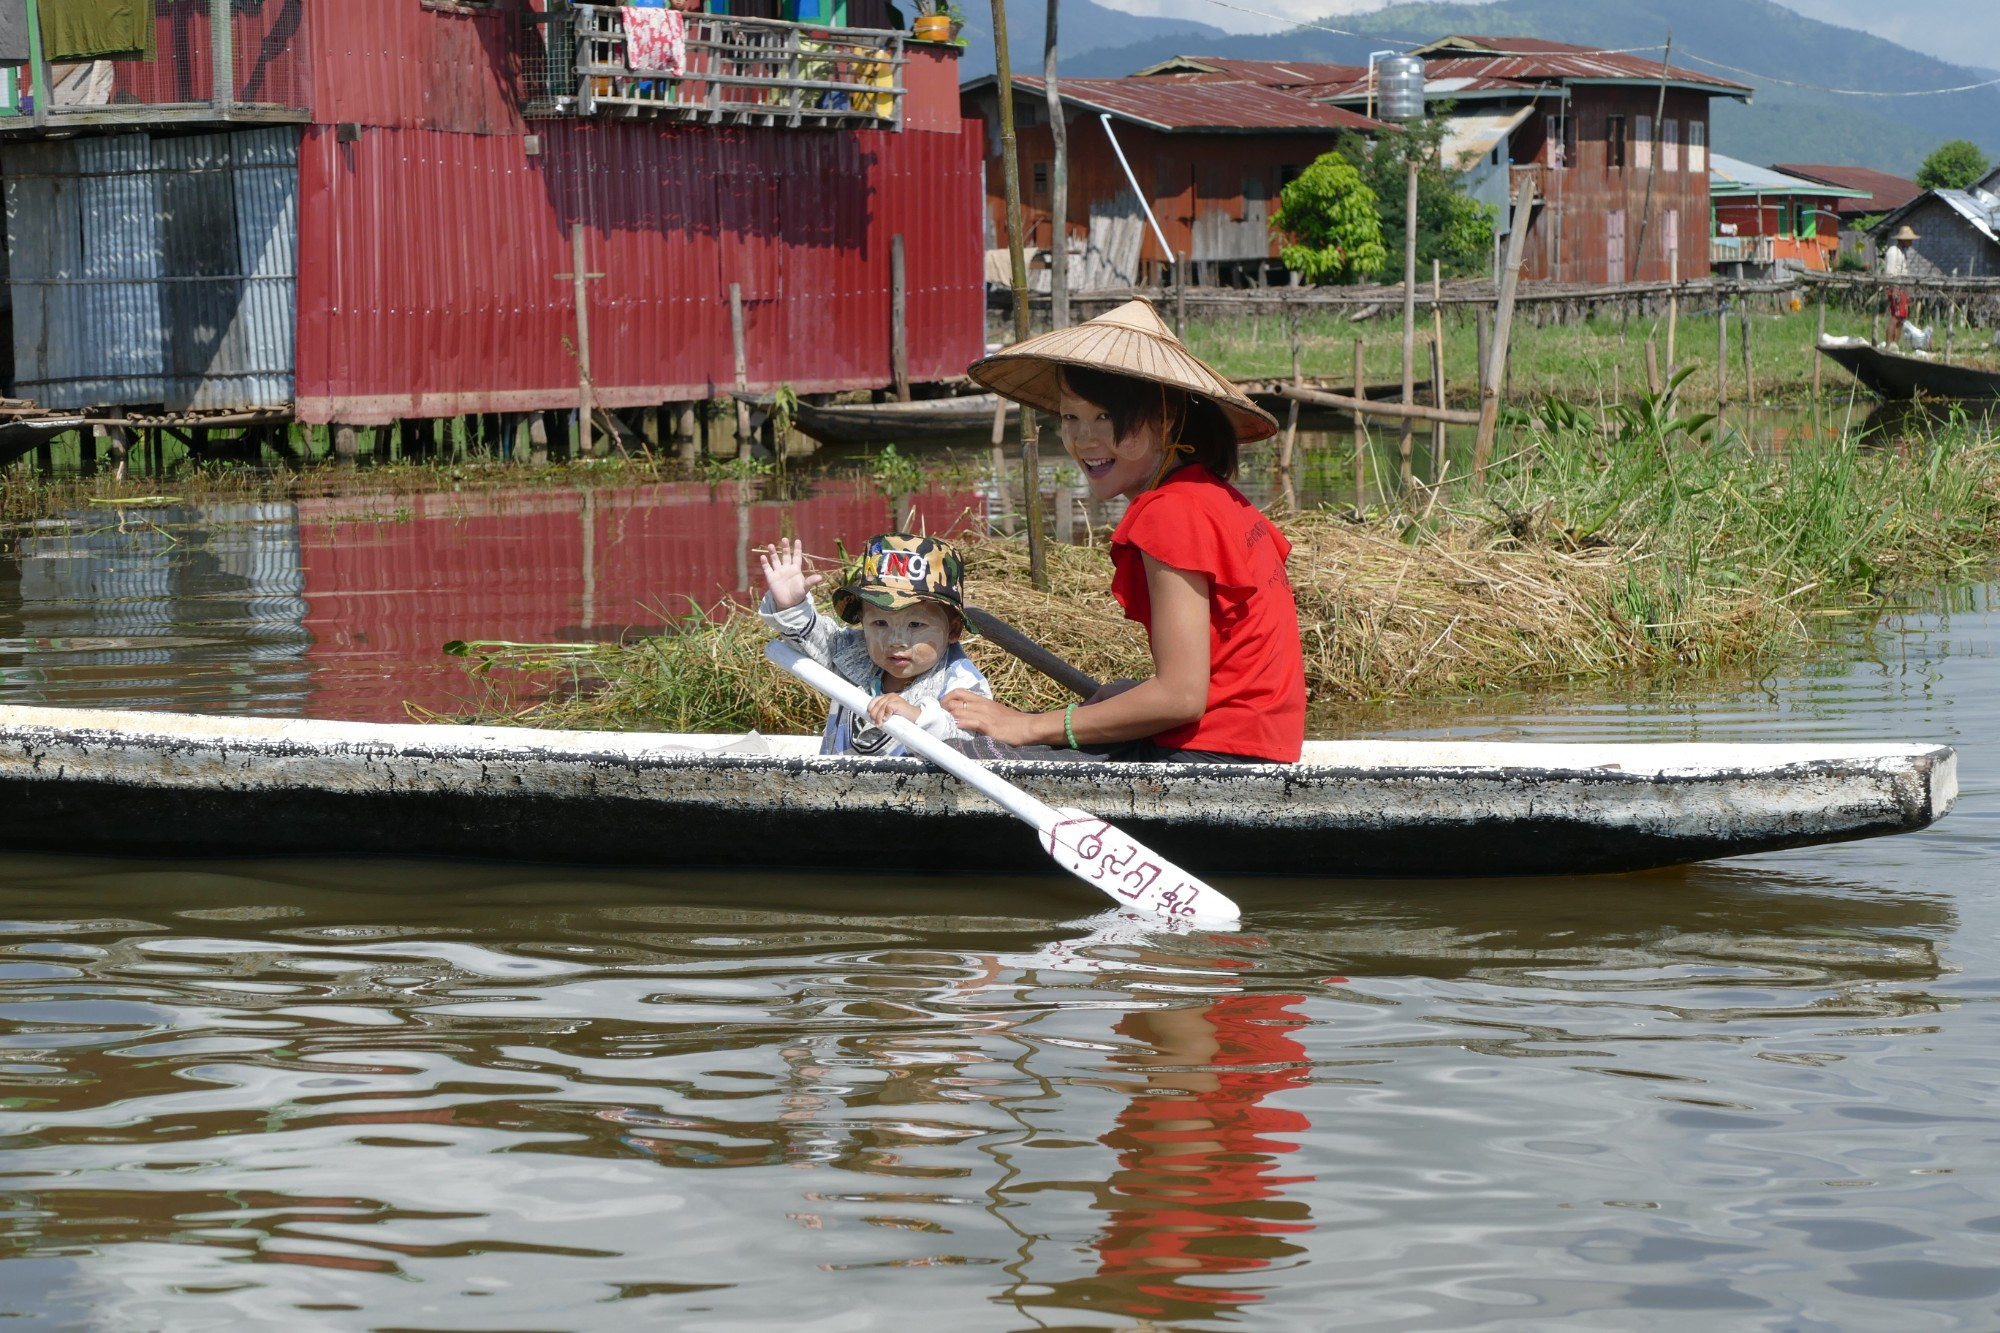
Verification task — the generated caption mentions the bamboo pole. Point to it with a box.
[1280,300,1300,509]
[1024,411,1046,591]
[1665,246,1679,380]
[1280,384,1480,426]
[569,224,602,456]
[991,0,1030,345]
[1399,159,1418,492]
[1716,299,1727,413]
[1473,174,1536,487]
[1175,251,1188,337]
[1043,0,1069,331]
[1351,339,1366,515]
[1430,259,1445,486]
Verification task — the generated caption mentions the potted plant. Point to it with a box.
[911,0,963,42]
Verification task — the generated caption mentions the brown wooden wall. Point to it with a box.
[1513,87,1715,283]
[969,102,1354,271]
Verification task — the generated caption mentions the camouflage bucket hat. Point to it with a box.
[831,533,967,624]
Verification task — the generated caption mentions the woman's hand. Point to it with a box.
[942,690,1058,747]
[867,693,919,725]
[757,537,822,610]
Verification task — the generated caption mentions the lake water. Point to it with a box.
[1,467,1997,1328]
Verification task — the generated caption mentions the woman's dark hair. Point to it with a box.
[1058,364,1239,482]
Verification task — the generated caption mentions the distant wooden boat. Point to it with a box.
[792,378,1431,447]
[1817,338,2000,400]
[0,704,1956,879]
[793,394,1003,446]
[0,414,87,466]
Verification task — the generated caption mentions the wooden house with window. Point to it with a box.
[0,0,983,438]
[1314,36,1752,284]
[959,73,1385,289]
[1865,164,2000,281]
[1707,156,1866,274]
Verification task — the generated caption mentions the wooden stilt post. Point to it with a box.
[1430,334,1446,487]
[561,223,604,458]
[1717,300,1728,414]
[1473,174,1536,488]
[1665,247,1679,381]
[528,411,550,466]
[730,282,750,445]
[1812,289,1825,401]
[333,423,358,463]
[1738,290,1754,407]
[1044,0,1070,332]
[890,234,910,402]
[1399,158,1418,492]
[988,400,1015,535]
[1175,251,1188,338]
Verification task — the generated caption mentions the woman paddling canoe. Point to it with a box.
[942,298,1308,764]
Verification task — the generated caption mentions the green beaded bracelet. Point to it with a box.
[1063,701,1079,749]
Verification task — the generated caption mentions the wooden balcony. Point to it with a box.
[0,0,309,135]
[1711,234,1777,267]
[524,3,906,130]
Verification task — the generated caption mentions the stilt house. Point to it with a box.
[959,73,1385,289]
[1313,36,1753,283]
[0,0,984,430]
[1707,155,1867,274]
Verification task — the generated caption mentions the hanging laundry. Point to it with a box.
[623,5,686,78]
[38,0,155,63]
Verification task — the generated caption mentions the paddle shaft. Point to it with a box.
[765,642,1238,927]
[964,605,1102,698]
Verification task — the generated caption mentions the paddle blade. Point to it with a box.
[1044,807,1239,928]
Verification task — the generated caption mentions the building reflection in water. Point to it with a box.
[0,480,977,721]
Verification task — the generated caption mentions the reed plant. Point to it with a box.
[453,400,2000,736]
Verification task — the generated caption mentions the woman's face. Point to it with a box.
[1057,389,1163,501]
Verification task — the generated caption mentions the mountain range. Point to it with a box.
[958,0,2000,176]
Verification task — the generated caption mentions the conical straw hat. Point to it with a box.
[969,297,1278,443]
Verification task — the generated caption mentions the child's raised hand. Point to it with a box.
[867,693,919,725]
[758,537,823,610]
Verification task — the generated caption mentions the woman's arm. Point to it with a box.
[942,554,1211,747]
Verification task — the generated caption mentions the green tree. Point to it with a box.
[1915,139,1990,190]
[1271,155,1387,284]
[1336,112,1498,280]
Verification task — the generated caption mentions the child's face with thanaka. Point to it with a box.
[861,602,957,687]
[1058,389,1164,501]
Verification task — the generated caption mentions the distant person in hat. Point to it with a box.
[759,533,993,757]
[943,298,1307,765]
[1882,224,1918,346]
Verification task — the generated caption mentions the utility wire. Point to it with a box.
[1677,50,2000,96]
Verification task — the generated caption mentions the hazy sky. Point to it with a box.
[1094,0,2000,71]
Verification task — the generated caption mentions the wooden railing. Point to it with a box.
[1711,234,1777,266]
[526,4,905,130]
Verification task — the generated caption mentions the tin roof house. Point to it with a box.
[0,0,984,436]
[959,72,1386,289]
[1707,155,1867,274]
[1866,165,2000,280]
[1313,36,1754,284]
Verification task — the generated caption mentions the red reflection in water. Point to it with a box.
[1081,991,1314,1320]
[295,480,978,721]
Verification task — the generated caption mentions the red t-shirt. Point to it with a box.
[1109,466,1307,762]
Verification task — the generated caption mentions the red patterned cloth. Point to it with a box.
[624,8,686,76]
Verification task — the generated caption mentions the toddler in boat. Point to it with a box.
[758,533,994,757]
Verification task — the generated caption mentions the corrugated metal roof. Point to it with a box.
[1769,163,1922,214]
[1440,105,1535,166]
[969,75,1386,133]
[1128,57,1365,88]
[1709,154,1869,198]
[1932,189,2000,246]
[1310,72,1551,102]
[1396,35,1751,95]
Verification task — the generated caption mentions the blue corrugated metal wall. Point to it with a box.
[3,126,300,410]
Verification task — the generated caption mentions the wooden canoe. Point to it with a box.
[1817,338,2000,400]
[792,394,1005,446]
[0,704,1955,880]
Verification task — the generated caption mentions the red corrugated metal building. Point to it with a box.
[0,0,985,424]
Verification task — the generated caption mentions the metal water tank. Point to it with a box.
[1376,53,1426,121]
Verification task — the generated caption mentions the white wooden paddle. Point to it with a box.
[766,642,1240,928]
